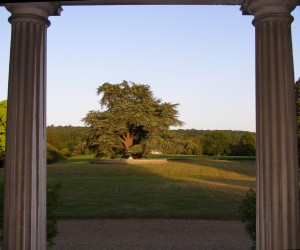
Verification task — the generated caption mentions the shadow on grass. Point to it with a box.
[47,159,255,220]
[49,156,94,165]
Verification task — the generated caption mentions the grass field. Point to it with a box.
[149,154,256,161]
[47,156,256,220]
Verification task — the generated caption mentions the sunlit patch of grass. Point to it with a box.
[149,154,256,161]
[132,160,255,188]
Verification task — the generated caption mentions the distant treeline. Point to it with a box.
[46,126,255,162]
[46,126,89,163]
[172,129,255,156]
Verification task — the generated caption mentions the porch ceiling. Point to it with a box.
[59,0,243,5]
[0,0,243,6]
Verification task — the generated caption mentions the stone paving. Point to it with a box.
[53,219,252,250]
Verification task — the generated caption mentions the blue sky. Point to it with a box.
[1,5,300,132]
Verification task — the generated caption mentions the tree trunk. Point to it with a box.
[121,132,134,151]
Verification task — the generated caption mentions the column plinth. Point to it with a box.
[242,1,300,249]
[4,3,61,250]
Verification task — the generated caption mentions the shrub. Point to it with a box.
[0,183,3,245]
[60,148,72,157]
[0,182,63,248]
[239,188,256,249]
[47,143,66,164]
[47,182,63,247]
[240,188,300,250]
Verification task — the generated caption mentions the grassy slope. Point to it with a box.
[47,156,256,220]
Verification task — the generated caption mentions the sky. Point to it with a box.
[0,5,300,132]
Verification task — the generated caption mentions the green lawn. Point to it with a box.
[47,156,256,220]
[149,154,256,161]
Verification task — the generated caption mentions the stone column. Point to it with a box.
[242,1,300,249]
[3,3,61,250]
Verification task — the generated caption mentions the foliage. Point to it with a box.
[239,188,300,250]
[60,148,72,157]
[0,104,88,163]
[191,135,203,155]
[128,131,198,156]
[173,129,256,156]
[47,143,66,164]
[239,188,256,249]
[238,132,256,156]
[0,183,3,245]
[161,137,198,155]
[47,132,63,151]
[47,182,63,248]
[47,126,89,154]
[0,100,7,163]
[45,127,257,157]
[295,78,300,162]
[231,132,256,156]
[202,131,231,156]
[83,81,183,158]
[0,182,63,248]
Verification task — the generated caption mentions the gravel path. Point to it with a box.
[52,219,252,250]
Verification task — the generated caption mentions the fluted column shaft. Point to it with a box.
[255,16,300,249]
[243,1,300,249]
[4,3,61,250]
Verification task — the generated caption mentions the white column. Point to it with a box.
[242,1,300,249]
[4,3,61,250]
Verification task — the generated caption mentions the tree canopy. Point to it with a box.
[295,78,300,161]
[202,131,231,156]
[237,132,256,156]
[0,100,7,161]
[83,81,184,158]
[46,126,256,158]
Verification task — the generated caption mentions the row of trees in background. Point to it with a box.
[46,126,89,163]
[176,129,256,156]
[45,126,256,159]
[0,119,256,163]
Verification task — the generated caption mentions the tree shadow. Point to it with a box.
[47,159,255,220]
